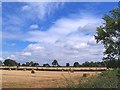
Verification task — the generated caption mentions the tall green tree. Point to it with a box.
[94,8,120,68]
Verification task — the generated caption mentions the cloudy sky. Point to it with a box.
[1,2,118,65]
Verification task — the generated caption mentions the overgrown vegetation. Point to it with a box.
[76,69,119,88]
[64,69,119,88]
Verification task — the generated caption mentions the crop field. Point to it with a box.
[1,70,101,88]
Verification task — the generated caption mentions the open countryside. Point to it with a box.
[1,1,120,89]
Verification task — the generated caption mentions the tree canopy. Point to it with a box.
[52,60,59,66]
[94,8,120,68]
[3,59,18,66]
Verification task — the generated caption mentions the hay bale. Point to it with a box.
[31,69,35,74]
[70,69,74,73]
[9,68,11,70]
[23,68,26,71]
[69,68,74,73]
[83,73,89,77]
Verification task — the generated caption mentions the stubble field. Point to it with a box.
[1,70,101,88]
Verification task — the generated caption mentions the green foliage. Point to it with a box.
[77,70,118,88]
[81,61,105,67]
[73,62,80,67]
[24,61,39,66]
[94,8,120,68]
[66,63,70,67]
[52,59,59,66]
[0,61,3,66]
[3,59,17,66]
[43,63,50,67]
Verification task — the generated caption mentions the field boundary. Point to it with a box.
[0,66,107,71]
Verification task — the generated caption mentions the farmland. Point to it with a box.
[1,67,105,88]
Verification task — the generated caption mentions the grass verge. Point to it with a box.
[77,69,119,88]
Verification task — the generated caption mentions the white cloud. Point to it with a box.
[26,44,44,50]
[21,52,31,56]
[22,5,30,11]
[25,15,102,44]
[30,24,39,29]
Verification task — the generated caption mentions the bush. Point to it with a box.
[77,69,118,88]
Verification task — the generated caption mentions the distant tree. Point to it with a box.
[31,63,39,67]
[29,61,34,66]
[3,59,17,66]
[17,63,21,66]
[43,64,50,67]
[81,61,106,67]
[0,61,3,66]
[52,60,59,66]
[22,63,26,66]
[26,62,30,66]
[94,8,120,68]
[17,63,21,68]
[66,63,70,67]
[82,61,91,67]
[73,62,80,67]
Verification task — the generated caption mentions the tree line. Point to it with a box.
[0,59,107,67]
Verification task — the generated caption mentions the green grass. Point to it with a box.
[76,69,119,88]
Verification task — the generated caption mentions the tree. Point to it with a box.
[22,63,26,66]
[29,61,34,66]
[17,63,21,66]
[52,60,59,66]
[3,59,17,66]
[0,61,3,66]
[82,61,91,67]
[43,64,50,67]
[94,8,120,68]
[81,61,106,67]
[31,63,39,66]
[25,62,30,66]
[73,62,80,67]
[66,63,70,67]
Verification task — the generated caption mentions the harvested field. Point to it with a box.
[2,70,101,88]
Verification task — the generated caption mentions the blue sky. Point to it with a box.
[1,2,118,65]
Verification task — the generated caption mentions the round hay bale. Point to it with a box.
[70,69,74,73]
[83,73,89,77]
[9,68,11,71]
[23,68,26,71]
[36,67,38,70]
[31,69,35,74]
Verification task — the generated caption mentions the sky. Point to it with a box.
[1,2,119,66]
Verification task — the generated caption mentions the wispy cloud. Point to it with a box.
[21,2,65,20]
